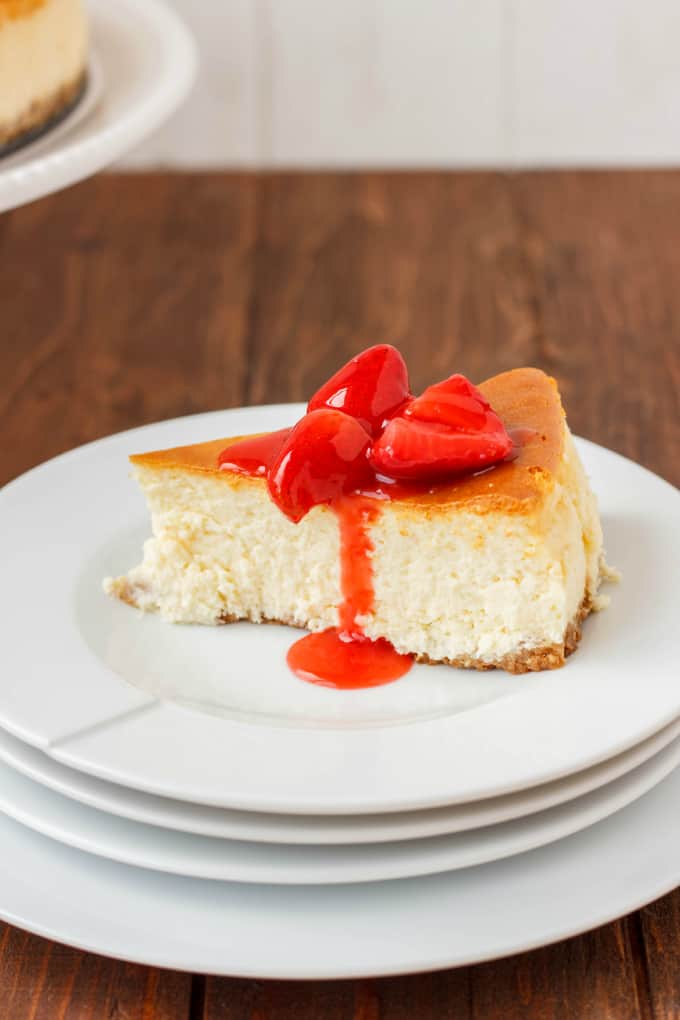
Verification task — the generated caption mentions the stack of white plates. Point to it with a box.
[1,403,679,978]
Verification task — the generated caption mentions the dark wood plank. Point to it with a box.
[639,890,680,1019]
[469,920,650,1020]
[510,170,680,486]
[0,172,257,486]
[203,978,356,1019]
[244,172,542,405]
[203,972,471,1020]
[0,925,191,1019]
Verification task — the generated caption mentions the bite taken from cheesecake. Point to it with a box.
[105,347,609,682]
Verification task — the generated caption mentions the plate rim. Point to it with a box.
[0,736,678,884]
[0,713,679,845]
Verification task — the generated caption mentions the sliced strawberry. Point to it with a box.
[370,416,513,481]
[268,409,373,522]
[406,373,504,434]
[307,344,410,436]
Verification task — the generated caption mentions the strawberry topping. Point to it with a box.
[219,347,512,519]
[267,409,373,523]
[370,416,513,480]
[406,373,500,432]
[307,344,410,437]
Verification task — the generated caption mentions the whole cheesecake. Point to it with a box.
[105,355,609,678]
[0,0,88,153]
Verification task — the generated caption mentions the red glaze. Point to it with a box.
[287,631,413,689]
[370,416,514,480]
[218,428,292,476]
[307,344,411,436]
[336,496,379,637]
[217,347,515,689]
[267,409,373,523]
[286,495,413,689]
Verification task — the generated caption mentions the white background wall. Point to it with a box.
[122,0,680,168]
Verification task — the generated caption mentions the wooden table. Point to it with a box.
[1,172,679,1018]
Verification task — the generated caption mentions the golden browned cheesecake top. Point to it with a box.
[131,368,565,515]
[0,0,47,21]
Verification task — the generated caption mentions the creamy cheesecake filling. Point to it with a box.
[365,448,593,664]
[108,470,343,630]
[0,0,87,144]
[105,422,605,673]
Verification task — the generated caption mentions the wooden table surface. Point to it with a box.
[1,172,679,1018]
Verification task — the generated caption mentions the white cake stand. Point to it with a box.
[0,0,197,214]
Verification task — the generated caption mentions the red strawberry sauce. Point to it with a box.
[218,346,514,690]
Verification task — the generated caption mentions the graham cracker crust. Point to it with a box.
[0,68,86,149]
[415,597,592,675]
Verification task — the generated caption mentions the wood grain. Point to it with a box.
[469,919,651,1020]
[639,891,680,1019]
[511,171,680,486]
[1,171,678,1019]
[0,173,256,486]
[245,173,542,405]
[0,925,191,1019]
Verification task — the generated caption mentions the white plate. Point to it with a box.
[1,765,680,977]
[0,0,197,213]
[1,405,679,814]
[1,715,679,845]
[0,739,678,884]
[0,54,103,164]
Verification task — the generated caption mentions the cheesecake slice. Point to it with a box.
[0,0,88,154]
[105,365,606,675]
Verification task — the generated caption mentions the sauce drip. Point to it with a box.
[217,428,292,476]
[287,631,413,689]
[286,497,414,689]
[336,496,379,637]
